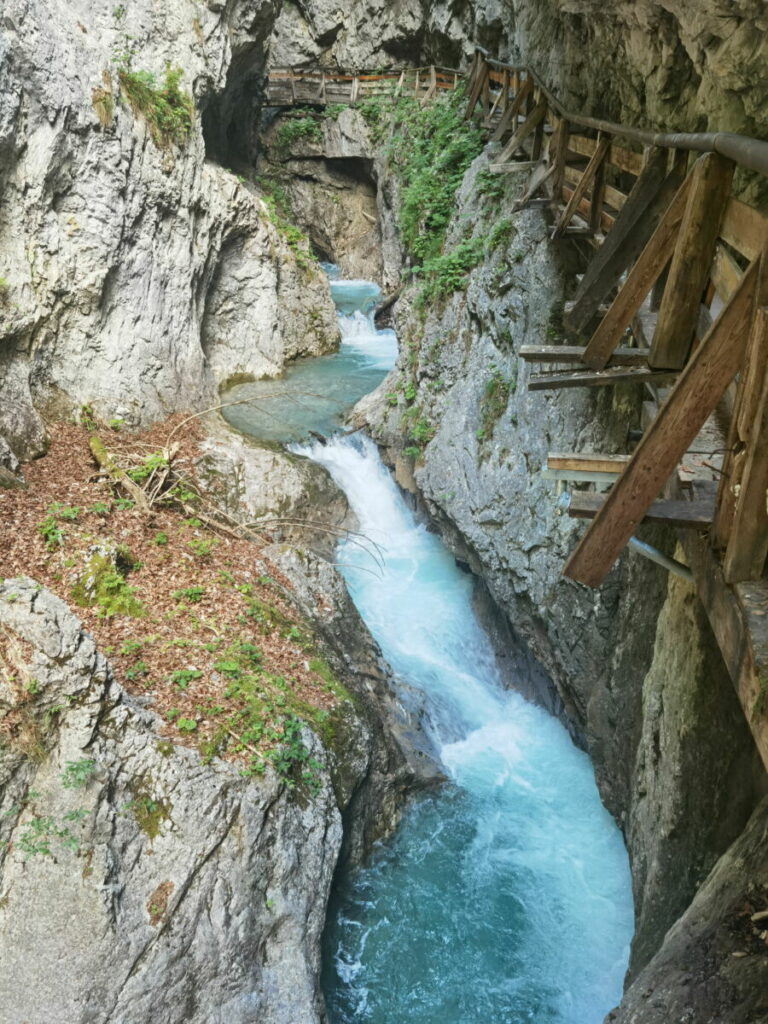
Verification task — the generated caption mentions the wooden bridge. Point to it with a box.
[267,53,768,768]
[265,65,462,108]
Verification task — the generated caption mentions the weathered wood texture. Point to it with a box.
[650,153,735,369]
[564,257,760,587]
[568,493,714,527]
[581,175,692,370]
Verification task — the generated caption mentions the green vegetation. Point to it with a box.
[118,65,193,148]
[387,92,484,265]
[127,451,168,483]
[476,366,516,443]
[172,586,205,604]
[70,553,145,618]
[274,109,322,150]
[16,812,87,858]
[60,759,96,790]
[418,237,485,305]
[256,174,316,269]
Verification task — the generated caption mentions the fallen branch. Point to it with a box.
[89,436,150,511]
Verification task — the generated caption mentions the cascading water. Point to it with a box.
[224,273,634,1024]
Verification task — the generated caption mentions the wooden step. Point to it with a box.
[519,345,649,366]
[528,365,677,391]
[568,493,714,528]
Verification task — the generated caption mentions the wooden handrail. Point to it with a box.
[470,47,768,176]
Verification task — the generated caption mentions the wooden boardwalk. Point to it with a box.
[268,53,768,769]
[265,65,462,108]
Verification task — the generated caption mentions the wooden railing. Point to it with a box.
[265,65,463,108]
[463,48,768,592]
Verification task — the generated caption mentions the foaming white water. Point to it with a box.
[339,311,398,368]
[305,433,635,1024]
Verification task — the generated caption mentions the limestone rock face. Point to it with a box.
[0,0,338,460]
[0,579,339,1024]
[259,109,384,281]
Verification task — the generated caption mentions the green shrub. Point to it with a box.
[274,110,321,151]
[172,586,205,604]
[118,64,193,148]
[388,93,484,265]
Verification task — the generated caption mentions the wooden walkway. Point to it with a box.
[462,48,768,769]
[268,53,768,769]
[265,65,462,108]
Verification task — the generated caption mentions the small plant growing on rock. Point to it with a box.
[118,64,193,148]
[60,759,96,789]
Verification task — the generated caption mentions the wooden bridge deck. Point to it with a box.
[267,53,768,769]
[265,66,461,108]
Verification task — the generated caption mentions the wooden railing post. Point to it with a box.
[649,153,735,369]
[550,116,570,200]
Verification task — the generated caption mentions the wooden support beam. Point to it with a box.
[528,365,675,391]
[519,344,650,365]
[550,117,570,200]
[463,58,487,120]
[491,76,532,142]
[564,257,760,588]
[548,453,632,473]
[552,134,609,237]
[581,173,693,370]
[497,99,548,163]
[531,90,546,161]
[568,493,714,528]
[565,147,672,331]
[650,153,735,369]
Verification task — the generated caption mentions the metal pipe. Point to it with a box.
[628,537,693,581]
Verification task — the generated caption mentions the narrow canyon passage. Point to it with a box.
[227,274,634,1023]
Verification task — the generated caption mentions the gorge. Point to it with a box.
[1,2,768,1023]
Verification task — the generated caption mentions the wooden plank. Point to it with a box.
[710,243,743,302]
[491,76,532,142]
[489,160,539,174]
[497,99,548,162]
[720,198,768,261]
[549,452,632,473]
[519,345,649,365]
[650,153,735,369]
[568,493,714,527]
[581,173,693,369]
[560,187,615,233]
[566,148,674,332]
[718,306,768,578]
[553,135,610,236]
[564,257,760,587]
[681,532,768,772]
[568,134,644,175]
[723,323,768,581]
[603,184,627,211]
[528,366,676,390]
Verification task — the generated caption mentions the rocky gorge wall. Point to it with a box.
[0,0,339,468]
